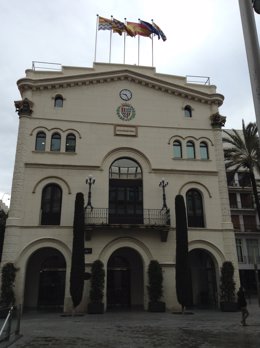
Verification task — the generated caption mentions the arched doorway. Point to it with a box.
[109,158,143,224]
[107,247,144,310]
[24,247,66,310]
[189,249,217,308]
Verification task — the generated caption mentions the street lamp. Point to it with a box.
[85,175,95,211]
[159,178,168,211]
[238,0,260,134]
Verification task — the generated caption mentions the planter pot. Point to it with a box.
[220,302,238,312]
[148,301,166,312]
[87,303,104,314]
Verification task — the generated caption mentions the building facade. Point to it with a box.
[226,163,260,296]
[2,62,239,312]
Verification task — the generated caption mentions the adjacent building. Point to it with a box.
[224,147,260,296]
[1,62,239,312]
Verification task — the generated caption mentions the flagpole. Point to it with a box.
[124,18,126,64]
[151,19,154,67]
[138,18,141,66]
[138,35,140,65]
[94,14,99,62]
[109,15,113,63]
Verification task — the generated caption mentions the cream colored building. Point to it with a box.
[2,62,239,312]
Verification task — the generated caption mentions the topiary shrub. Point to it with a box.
[175,194,192,312]
[219,261,237,311]
[147,260,165,312]
[88,260,105,314]
[0,262,17,308]
[70,192,85,310]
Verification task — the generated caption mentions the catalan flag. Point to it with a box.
[139,20,160,39]
[152,22,167,41]
[98,16,112,31]
[126,22,151,37]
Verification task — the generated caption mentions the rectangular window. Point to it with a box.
[229,193,237,208]
[238,173,251,187]
[246,239,260,263]
[240,193,254,209]
[236,239,244,263]
[231,215,240,231]
[243,215,256,232]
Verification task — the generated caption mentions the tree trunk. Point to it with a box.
[249,169,260,222]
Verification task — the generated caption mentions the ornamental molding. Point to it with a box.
[210,112,226,128]
[17,69,224,106]
[14,98,33,116]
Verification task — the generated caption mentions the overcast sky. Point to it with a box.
[1,0,260,204]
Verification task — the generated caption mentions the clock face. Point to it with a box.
[119,89,132,101]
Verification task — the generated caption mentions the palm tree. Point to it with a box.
[223,120,260,221]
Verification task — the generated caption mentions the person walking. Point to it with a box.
[237,287,249,326]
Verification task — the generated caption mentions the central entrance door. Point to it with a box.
[107,259,131,308]
[107,247,144,310]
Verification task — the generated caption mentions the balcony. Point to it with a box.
[85,208,171,242]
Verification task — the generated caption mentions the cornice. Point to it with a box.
[24,162,218,176]
[17,69,224,106]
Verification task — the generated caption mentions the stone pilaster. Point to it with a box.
[7,99,33,223]
[211,114,240,285]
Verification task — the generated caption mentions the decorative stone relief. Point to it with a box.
[210,112,226,128]
[14,98,33,116]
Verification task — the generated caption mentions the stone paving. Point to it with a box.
[4,302,260,348]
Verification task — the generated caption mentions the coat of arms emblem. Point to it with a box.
[116,103,136,121]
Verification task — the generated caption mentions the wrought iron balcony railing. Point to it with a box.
[85,208,171,226]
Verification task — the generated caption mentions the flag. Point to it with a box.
[126,22,151,37]
[152,22,167,41]
[139,20,160,39]
[112,18,125,35]
[112,18,134,37]
[98,16,112,31]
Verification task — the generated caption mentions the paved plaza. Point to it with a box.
[5,302,260,348]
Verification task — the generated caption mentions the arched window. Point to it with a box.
[54,95,63,108]
[186,141,195,159]
[200,142,209,160]
[51,133,61,151]
[65,133,76,152]
[184,105,192,117]
[41,184,62,225]
[186,189,205,227]
[173,140,182,158]
[109,158,143,224]
[35,131,46,151]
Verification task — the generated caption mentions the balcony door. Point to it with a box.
[109,158,143,224]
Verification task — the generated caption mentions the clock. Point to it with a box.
[119,89,132,101]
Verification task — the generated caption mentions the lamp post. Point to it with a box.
[238,0,260,133]
[85,175,95,211]
[159,178,168,211]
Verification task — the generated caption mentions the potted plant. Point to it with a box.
[219,261,237,312]
[88,260,105,314]
[147,260,165,312]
